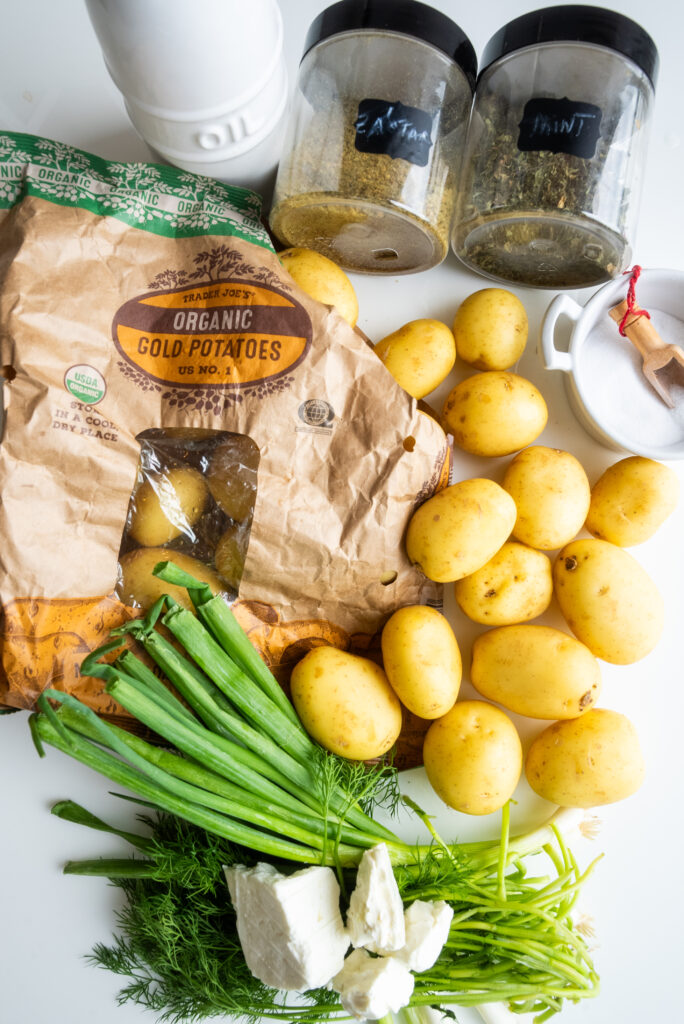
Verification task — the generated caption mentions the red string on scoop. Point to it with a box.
[618,265,651,336]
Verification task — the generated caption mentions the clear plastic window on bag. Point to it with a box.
[116,428,259,611]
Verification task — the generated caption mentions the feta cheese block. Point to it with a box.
[224,862,349,991]
[390,899,454,972]
[346,843,405,954]
[332,948,415,1020]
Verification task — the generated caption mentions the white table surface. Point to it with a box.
[1,2,683,1023]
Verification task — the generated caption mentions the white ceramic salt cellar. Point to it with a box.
[541,268,684,460]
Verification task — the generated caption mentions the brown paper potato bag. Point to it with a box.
[0,133,447,761]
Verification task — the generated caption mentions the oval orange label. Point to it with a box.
[113,279,312,388]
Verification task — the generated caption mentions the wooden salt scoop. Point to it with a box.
[609,299,684,409]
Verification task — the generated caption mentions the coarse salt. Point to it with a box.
[577,307,684,447]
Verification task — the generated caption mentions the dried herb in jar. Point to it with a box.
[270,10,476,275]
[454,94,630,288]
[452,9,657,289]
[271,98,461,274]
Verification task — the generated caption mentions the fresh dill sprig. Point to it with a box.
[311,745,401,821]
[393,843,474,901]
[142,812,245,895]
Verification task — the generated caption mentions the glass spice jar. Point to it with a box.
[269,0,476,274]
[452,5,659,289]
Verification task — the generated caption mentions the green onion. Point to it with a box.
[161,601,313,762]
[33,711,358,866]
[101,679,330,822]
[114,631,393,840]
[57,705,381,851]
[36,680,406,868]
[114,649,198,725]
[117,626,320,799]
[63,859,159,878]
[153,560,300,725]
[51,799,155,854]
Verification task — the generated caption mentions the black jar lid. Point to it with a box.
[302,0,477,92]
[480,5,658,88]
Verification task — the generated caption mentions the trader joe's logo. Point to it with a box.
[112,248,312,398]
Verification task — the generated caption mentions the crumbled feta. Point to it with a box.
[332,948,415,1020]
[346,843,405,954]
[390,899,454,972]
[224,862,349,991]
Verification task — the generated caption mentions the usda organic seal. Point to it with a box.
[64,364,106,405]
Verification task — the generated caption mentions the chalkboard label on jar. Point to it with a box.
[517,97,602,159]
[354,99,434,167]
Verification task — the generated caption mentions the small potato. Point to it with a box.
[471,625,601,720]
[423,700,522,815]
[128,467,208,547]
[279,247,358,327]
[586,456,679,546]
[417,402,447,437]
[454,541,552,625]
[503,446,591,550]
[214,523,248,590]
[118,547,224,612]
[374,319,456,399]
[290,646,402,760]
[453,288,528,370]
[381,605,461,719]
[553,538,664,664]
[442,372,547,457]
[207,439,259,522]
[525,709,645,807]
[406,478,517,583]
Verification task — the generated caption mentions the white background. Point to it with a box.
[1,2,683,1024]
